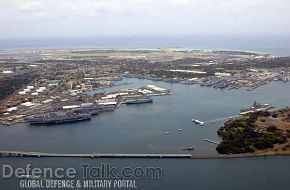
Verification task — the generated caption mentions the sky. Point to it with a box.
[0,0,290,39]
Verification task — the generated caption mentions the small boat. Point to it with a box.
[165,131,171,134]
[182,146,194,151]
[192,119,204,126]
[20,175,31,178]
[20,175,40,179]
[177,129,183,131]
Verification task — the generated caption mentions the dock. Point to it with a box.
[204,139,220,145]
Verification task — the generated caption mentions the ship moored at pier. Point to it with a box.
[240,101,272,115]
[25,111,91,124]
[124,96,153,104]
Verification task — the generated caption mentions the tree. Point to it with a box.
[267,125,278,132]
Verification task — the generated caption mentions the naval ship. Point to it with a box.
[25,111,91,124]
[125,96,153,104]
[73,104,100,115]
[240,101,271,115]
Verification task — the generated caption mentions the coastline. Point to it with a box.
[190,151,290,159]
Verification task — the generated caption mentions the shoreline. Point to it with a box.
[190,151,290,159]
[0,43,289,57]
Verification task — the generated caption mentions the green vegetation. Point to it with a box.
[0,73,37,100]
[216,111,288,154]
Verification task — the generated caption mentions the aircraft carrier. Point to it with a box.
[25,111,91,124]
[73,104,100,115]
[125,96,153,104]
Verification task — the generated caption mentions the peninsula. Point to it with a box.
[217,109,290,154]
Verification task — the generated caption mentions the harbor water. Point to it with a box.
[1,78,290,189]
[1,78,290,154]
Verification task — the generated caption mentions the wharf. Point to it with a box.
[204,139,220,145]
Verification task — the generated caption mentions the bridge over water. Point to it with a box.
[0,150,284,159]
[0,151,192,158]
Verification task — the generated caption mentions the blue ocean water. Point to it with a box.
[0,35,289,56]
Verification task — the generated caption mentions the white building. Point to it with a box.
[215,72,231,77]
[3,70,13,74]
[6,107,18,112]
[27,86,34,89]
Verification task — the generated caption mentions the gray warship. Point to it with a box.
[25,111,91,124]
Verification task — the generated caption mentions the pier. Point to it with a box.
[204,139,220,145]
